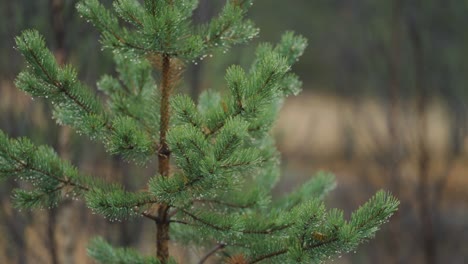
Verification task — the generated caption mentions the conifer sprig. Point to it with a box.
[15,30,110,137]
[15,30,159,163]
[200,0,258,50]
[245,191,399,263]
[98,53,160,135]
[0,131,96,209]
[86,187,158,221]
[88,237,164,264]
[77,0,150,54]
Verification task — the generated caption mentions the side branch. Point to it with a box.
[193,198,256,209]
[248,238,339,264]
[181,209,291,235]
[28,49,96,117]
[5,148,89,192]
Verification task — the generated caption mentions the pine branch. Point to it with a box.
[169,219,191,225]
[201,0,258,50]
[205,53,289,137]
[86,188,158,221]
[16,30,160,163]
[88,237,161,264]
[77,0,149,52]
[180,209,292,235]
[27,48,95,116]
[98,53,160,137]
[114,0,145,27]
[275,171,336,210]
[15,30,111,136]
[245,191,398,263]
[193,198,256,209]
[0,131,102,209]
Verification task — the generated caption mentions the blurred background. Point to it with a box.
[1,0,468,263]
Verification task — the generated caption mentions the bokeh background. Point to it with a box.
[1,0,468,263]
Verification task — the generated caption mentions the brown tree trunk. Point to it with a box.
[189,0,215,99]
[2,1,28,263]
[50,0,66,66]
[155,54,173,264]
[48,0,72,263]
[386,1,403,262]
[47,208,59,264]
[407,12,436,264]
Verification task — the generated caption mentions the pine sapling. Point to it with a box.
[0,1,399,263]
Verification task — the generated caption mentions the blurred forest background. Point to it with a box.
[1,0,468,263]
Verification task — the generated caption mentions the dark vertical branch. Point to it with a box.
[407,11,436,264]
[48,1,69,263]
[114,157,144,247]
[198,243,226,264]
[47,208,59,264]
[388,0,402,195]
[3,0,19,78]
[1,193,27,264]
[386,1,403,262]
[1,3,28,256]
[50,0,66,65]
[189,0,215,99]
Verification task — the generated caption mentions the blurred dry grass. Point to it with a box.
[274,91,468,263]
[276,92,455,160]
[275,91,468,200]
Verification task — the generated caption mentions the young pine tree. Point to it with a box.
[0,1,398,263]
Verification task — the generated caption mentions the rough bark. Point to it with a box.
[156,55,173,263]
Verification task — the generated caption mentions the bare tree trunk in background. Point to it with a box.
[1,187,28,264]
[3,1,18,77]
[47,208,59,264]
[407,11,436,264]
[386,1,403,262]
[49,1,74,264]
[50,0,66,66]
[189,0,215,99]
[388,0,402,199]
[0,1,30,264]
[112,157,144,247]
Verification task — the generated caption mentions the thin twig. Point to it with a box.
[181,209,291,234]
[198,243,227,264]
[168,208,179,218]
[142,211,159,222]
[169,219,191,225]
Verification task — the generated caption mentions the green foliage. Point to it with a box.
[275,171,337,210]
[0,130,100,209]
[2,0,399,263]
[85,186,156,221]
[15,30,108,139]
[88,237,164,264]
[77,0,257,60]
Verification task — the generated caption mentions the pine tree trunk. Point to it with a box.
[156,54,173,263]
